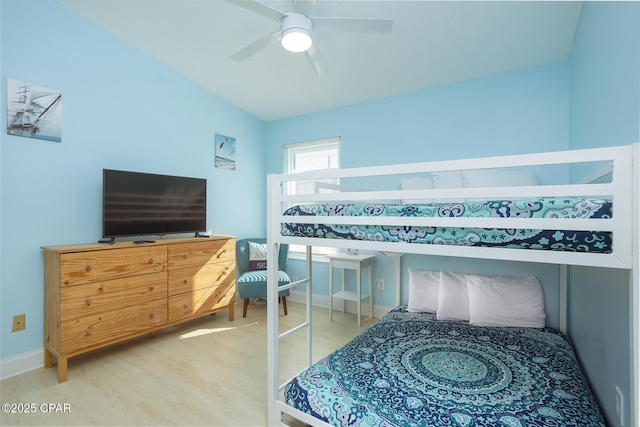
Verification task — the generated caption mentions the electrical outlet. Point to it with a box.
[12,314,25,332]
[377,279,384,291]
[615,386,624,426]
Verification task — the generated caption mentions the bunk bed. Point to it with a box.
[265,143,640,427]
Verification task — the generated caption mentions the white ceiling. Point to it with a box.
[56,0,583,122]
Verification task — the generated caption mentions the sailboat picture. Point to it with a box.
[6,78,62,142]
[215,134,236,170]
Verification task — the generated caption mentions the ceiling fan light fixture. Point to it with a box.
[282,29,311,52]
[281,13,312,52]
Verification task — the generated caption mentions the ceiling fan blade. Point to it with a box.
[305,44,329,76]
[225,0,286,23]
[230,29,282,62]
[312,17,393,34]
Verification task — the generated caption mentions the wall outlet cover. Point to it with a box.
[12,314,26,332]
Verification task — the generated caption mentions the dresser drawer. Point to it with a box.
[60,246,167,287]
[168,279,235,323]
[167,261,234,296]
[60,299,167,353]
[167,239,234,269]
[60,272,167,321]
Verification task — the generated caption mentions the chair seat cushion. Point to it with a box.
[238,270,291,284]
[237,270,291,298]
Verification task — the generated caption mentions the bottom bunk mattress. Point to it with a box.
[284,308,604,427]
[281,197,612,253]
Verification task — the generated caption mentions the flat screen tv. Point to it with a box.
[103,169,207,239]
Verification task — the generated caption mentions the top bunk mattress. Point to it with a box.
[281,197,612,253]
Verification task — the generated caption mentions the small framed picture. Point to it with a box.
[7,78,62,142]
[215,134,236,170]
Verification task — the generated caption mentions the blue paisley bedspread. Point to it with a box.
[281,197,612,253]
[284,308,605,427]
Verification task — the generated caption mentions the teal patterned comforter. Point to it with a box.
[284,308,605,427]
[281,197,612,253]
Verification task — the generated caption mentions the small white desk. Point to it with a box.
[326,253,375,326]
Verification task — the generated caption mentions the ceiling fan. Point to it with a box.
[226,0,394,75]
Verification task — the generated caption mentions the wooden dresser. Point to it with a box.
[42,235,235,382]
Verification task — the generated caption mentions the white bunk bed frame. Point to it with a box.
[266,143,640,427]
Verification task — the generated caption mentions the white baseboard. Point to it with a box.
[0,348,44,381]
[288,290,392,319]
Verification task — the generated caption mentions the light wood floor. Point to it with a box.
[1,301,376,426]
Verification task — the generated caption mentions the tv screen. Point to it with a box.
[103,169,207,238]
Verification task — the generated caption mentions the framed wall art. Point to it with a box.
[6,78,62,142]
[215,134,236,170]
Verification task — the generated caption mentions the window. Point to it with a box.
[284,137,340,255]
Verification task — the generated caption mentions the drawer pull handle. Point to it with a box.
[183,279,188,284]
[149,286,154,292]
[86,330,93,336]
[148,258,154,264]
[149,313,154,319]
[183,254,188,259]
[85,265,92,272]
[85,299,92,306]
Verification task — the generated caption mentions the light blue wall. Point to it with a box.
[570,2,640,152]
[266,61,570,321]
[0,0,267,360]
[568,2,640,426]
[267,61,570,170]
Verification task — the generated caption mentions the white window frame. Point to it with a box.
[283,137,341,259]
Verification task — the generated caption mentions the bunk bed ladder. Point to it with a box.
[267,175,317,426]
[266,174,281,426]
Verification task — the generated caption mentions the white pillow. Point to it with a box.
[462,169,538,188]
[436,271,470,321]
[432,171,463,189]
[400,177,433,204]
[432,171,464,203]
[407,268,440,313]
[466,275,546,328]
